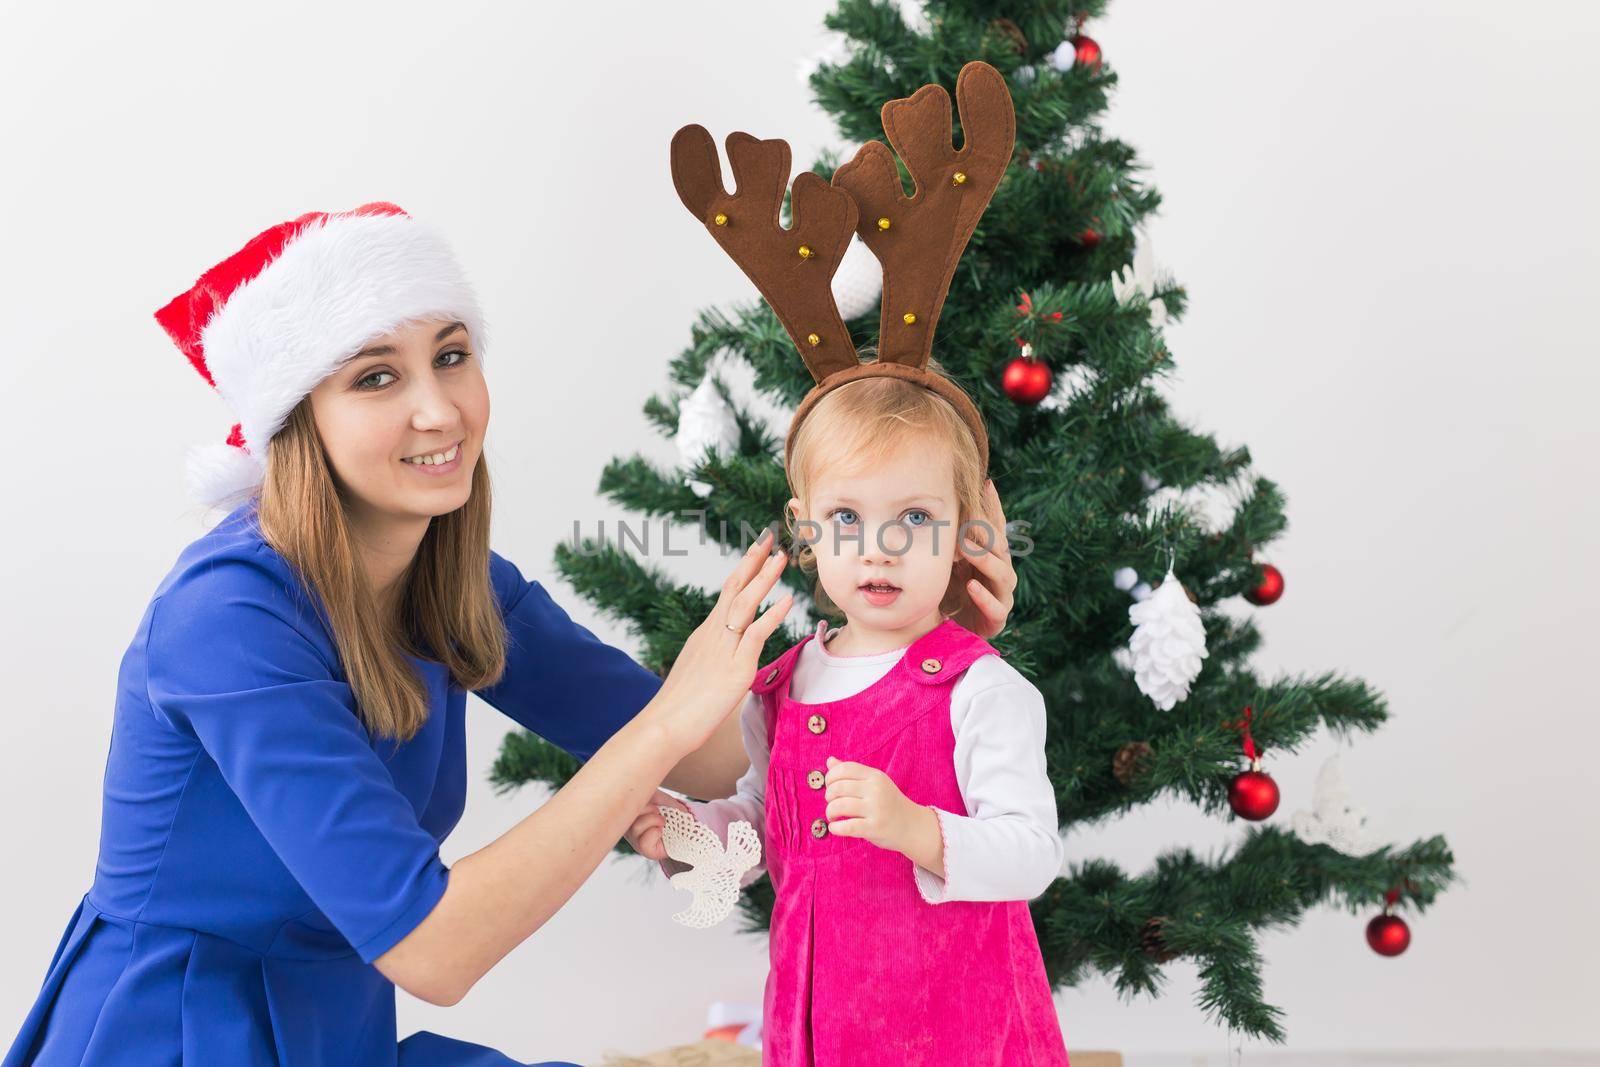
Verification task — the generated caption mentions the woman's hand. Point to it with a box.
[643,527,793,756]
[952,478,1017,639]
[625,789,691,862]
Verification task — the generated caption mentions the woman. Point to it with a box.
[2,202,1016,1066]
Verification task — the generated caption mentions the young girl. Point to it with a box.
[630,60,1071,1066]
[676,374,1070,1064]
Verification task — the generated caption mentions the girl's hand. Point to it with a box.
[625,789,692,862]
[645,528,793,756]
[823,756,925,853]
[952,479,1017,639]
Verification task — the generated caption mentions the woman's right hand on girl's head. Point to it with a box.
[644,527,792,756]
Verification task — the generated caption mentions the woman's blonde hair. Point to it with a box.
[784,359,987,621]
[254,399,508,741]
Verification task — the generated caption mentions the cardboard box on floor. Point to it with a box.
[597,1041,1122,1066]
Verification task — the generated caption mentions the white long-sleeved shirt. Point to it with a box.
[673,621,1063,904]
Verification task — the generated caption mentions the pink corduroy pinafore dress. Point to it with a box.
[752,617,1070,1066]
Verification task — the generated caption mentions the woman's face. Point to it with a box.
[787,436,960,637]
[307,317,487,530]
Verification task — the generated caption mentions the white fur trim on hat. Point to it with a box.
[185,441,268,513]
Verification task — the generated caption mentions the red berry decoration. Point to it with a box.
[1002,343,1053,405]
[1367,889,1412,956]
[1225,706,1280,820]
[1072,34,1103,74]
[1076,226,1101,249]
[1244,562,1284,605]
[1228,766,1280,820]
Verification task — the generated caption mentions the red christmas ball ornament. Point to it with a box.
[1366,887,1412,956]
[1076,226,1101,249]
[1072,34,1103,74]
[1003,342,1053,405]
[1224,706,1278,820]
[1244,562,1284,605]
[1366,913,1411,956]
[1228,763,1280,820]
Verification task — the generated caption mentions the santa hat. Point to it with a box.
[154,201,487,510]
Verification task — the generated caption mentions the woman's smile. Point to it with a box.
[401,439,464,475]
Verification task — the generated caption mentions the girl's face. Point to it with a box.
[307,317,488,533]
[788,436,961,642]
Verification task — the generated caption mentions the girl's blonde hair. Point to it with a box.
[254,399,508,741]
[784,359,987,620]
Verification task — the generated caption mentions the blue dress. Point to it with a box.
[4,500,663,1066]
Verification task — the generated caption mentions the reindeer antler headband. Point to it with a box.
[670,60,1016,476]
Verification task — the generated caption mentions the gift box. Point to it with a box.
[597,1040,759,1066]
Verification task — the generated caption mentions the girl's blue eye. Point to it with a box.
[357,349,470,390]
[831,508,859,526]
[904,509,932,527]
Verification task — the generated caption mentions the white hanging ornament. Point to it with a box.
[658,806,762,929]
[1036,362,1096,411]
[830,234,883,321]
[892,0,932,36]
[1290,754,1374,855]
[1127,560,1208,710]
[674,376,740,498]
[1111,233,1168,327]
[1141,480,1245,536]
[1112,566,1139,591]
[796,35,853,85]
[1048,39,1078,72]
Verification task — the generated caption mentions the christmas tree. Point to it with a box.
[491,0,1455,1042]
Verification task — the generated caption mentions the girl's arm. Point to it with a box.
[661,706,752,800]
[659,690,769,886]
[911,657,1063,904]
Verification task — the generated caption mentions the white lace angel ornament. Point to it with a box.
[1290,754,1373,854]
[657,805,762,929]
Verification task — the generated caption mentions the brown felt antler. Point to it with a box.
[670,61,1015,477]
[670,126,860,381]
[832,60,1016,369]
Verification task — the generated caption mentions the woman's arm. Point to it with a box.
[475,552,749,802]
[374,697,686,1004]
[379,532,792,1004]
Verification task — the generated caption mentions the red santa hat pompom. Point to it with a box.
[154,201,488,510]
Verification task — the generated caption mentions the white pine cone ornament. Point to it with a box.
[1127,562,1208,710]
[674,376,740,497]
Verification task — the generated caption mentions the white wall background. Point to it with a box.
[2,1,1595,1062]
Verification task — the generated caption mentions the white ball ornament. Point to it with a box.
[830,234,884,321]
[674,376,740,497]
